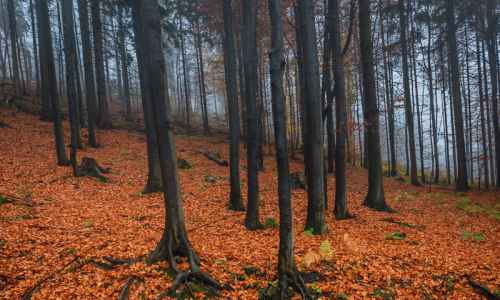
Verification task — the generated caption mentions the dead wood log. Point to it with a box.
[0,193,33,207]
[466,276,499,300]
[199,150,228,167]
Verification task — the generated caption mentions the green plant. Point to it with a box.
[384,231,406,240]
[336,292,349,300]
[0,195,7,205]
[304,228,314,237]
[371,288,394,300]
[264,217,278,229]
[461,231,485,242]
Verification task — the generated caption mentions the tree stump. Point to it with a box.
[77,157,110,182]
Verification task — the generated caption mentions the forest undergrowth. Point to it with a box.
[0,109,498,299]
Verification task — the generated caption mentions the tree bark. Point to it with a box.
[223,0,245,211]
[6,0,21,96]
[91,0,112,129]
[36,0,69,166]
[61,0,80,175]
[399,0,419,186]
[268,0,308,298]
[77,0,98,147]
[358,0,389,211]
[242,0,262,230]
[445,0,468,191]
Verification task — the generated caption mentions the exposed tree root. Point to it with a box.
[148,234,223,299]
[118,276,144,300]
[77,157,110,182]
[21,256,79,300]
[465,275,499,300]
[262,271,311,300]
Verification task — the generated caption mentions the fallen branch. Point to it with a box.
[199,150,228,167]
[466,275,499,300]
[118,276,144,300]
[0,193,33,207]
[103,255,145,266]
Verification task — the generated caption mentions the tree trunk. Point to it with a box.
[179,20,191,129]
[329,0,350,219]
[223,0,245,211]
[131,4,221,290]
[29,0,40,95]
[6,0,21,96]
[358,0,389,211]
[91,0,112,129]
[242,0,262,230]
[399,0,419,186]
[36,0,69,166]
[445,0,468,191]
[118,7,131,121]
[78,0,98,147]
[268,0,308,297]
[486,0,500,187]
[297,0,326,233]
[476,29,490,188]
[426,6,439,183]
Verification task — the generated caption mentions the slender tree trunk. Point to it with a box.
[476,29,489,188]
[330,0,350,219]
[223,0,245,211]
[29,0,40,95]
[6,0,21,96]
[268,0,308,297]
[91,0,112,129]
[445,0,468,191]
[196,21,210,135]
[426,7,439,183]
[118,6,131,121]
[297,0,326,233]
[359,0,389,210]
[78,0,98,147]
[242,0,262,230]
[61,0,80,175]
[179,20,191,129]
[486,0,500,187]
[37,0,69,166]
[399,0,419,185]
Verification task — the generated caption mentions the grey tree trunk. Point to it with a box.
[77,0,98,147]
[6,0,21,96]
[486,0,500,187]
[358,0,389,211]
[91,0,112,129]
[223,0,245,211]
[445,0,468,191]
[268,0,308,298]
[61,0,80,175]
[297,0,326,234]
[399,0,419,186]
[36,0,69,166]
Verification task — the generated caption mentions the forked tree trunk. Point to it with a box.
[131,3,220,292]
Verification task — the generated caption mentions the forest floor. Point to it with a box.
[0,108,499,299]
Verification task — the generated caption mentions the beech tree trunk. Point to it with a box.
[358,0,389,211]
[91,0,112,129]
[36,0,69,166]
[445,0,468,191]
[223,0,245,211]
[78,0,98,147]
[242,0,262,230]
